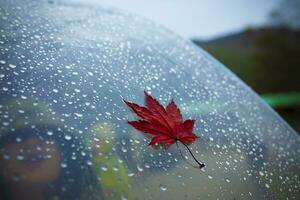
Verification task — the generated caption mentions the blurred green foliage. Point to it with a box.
[204,46,257,85]
[194,27,300,133]
[262,93,300,109]
[200,27,300,94]
[254,27,300,93]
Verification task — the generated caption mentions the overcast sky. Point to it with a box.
[80,0,280,40]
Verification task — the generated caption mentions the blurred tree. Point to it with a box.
[270,0,300,28]
[253,27,300,93]
[193,0,300,132]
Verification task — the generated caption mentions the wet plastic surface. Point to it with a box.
[0,0,299,199]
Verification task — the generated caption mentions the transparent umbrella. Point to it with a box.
[0,0,299,199]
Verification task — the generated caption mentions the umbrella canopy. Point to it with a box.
[0,0,299,199]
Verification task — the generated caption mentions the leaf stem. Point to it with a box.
[176,141,205,169]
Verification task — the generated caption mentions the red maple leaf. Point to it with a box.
[123,91,205,169]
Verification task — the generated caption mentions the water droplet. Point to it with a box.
[12,175,21,182]
[265,183,270,189]
[137,165,143,172]
[121,139,126,145]
[128,173,135,177]
[61,186,67,192]
[16,137,22,142]
[3,154,11,160]
[259,171,264,176]
[17,155,24,160]
[87,160,93,166]
[2,121,9,126]
[64,135,72,140]
[52,89,59,93]
[159,184,167,191]
[61,163,67,168]
[225,178,230,183]
[47,130,54,136]
[208,175,213,180]
[9,64,16,68]
[74,113,83,117]
[71,155,77,160]
[121,194,128,200]
[112,166,119,171]
[101,165,108,171]
[121,146,127,153]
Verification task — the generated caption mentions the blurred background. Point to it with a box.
[83,0,300,132]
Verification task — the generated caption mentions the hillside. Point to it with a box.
[192,27,300,133]
[192,27,300,94]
